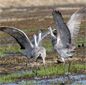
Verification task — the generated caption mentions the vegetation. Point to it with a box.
[0,63,86,83]
[0,45,21,57]
[0,7,85,84]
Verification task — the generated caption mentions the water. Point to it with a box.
[1,74,86,85]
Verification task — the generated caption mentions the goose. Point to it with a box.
[0,26,50,64]
[48,8,86,63]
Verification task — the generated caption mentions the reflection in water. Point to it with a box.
[2,74,86,85]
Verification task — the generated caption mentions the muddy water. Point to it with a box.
[1,74,86,85]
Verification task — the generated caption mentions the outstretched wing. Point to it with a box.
[0,26,33,49]
[37,31,42,46]
[37,28,56,46]
[41,28,56,40]
[52,10,71,48]
[33,34,38,47]
[67,7,86,44]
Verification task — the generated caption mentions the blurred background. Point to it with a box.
[0,0,85,7]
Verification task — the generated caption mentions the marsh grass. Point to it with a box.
[0,63,86,83]
[0,45,21,57]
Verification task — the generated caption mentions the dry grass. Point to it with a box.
[0,0,85,7]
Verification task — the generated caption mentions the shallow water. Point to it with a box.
[1,74,86,85]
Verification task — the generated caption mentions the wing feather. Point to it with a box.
[67,7,86,44]
[0,26,33,49]
[52,10,71,48]
[36,28,56,46]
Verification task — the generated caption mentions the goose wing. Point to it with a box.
[67,7,86,44]
[0,26,33,49]
[41,28,56,40]
[52,10,71,48]
[37,28,56,46]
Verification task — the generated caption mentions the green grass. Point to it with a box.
[0,63,85,83]
[43,39,53,53]
[71,63,86,72]
[0,45,21,57]
[0,71,35,83]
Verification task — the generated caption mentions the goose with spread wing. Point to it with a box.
[48,8,86,62]
[0,26,50,64]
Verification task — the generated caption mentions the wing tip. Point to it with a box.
[76,7,86,14]
[0,26,9,31]
[0,26,16,31]
[52,9,62,16]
